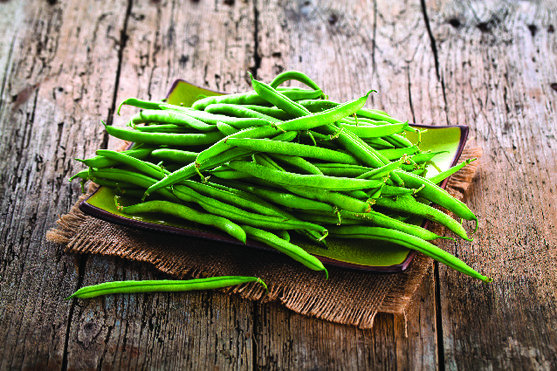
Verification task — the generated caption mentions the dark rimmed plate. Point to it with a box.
[80,79,468,273]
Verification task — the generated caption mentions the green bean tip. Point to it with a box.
[256,278,269,293]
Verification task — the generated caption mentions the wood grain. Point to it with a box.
[426,0,557,369]
[64,1,260,369]
[0,0,128,369]
[1,0,557,369]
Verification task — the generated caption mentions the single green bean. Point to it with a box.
[393,170,478,225]
[150,149,198,164]
[205,103,282,123]
[131,109,215,131]
[242,225,328,279]
[225,138,360,165]
[95,149,168,179]
[250,73,310,117]
[192,87,324,110]
[269,154,323,175]
[118,199,247,243]
[76,147,154,169]
[339,210,451,241]
[103,123,224,146]
[285,185,372,213]
[269,70,322,91]
[328,226,490,282]
[373,194,472,241]
[339,122,410,138]
[228,160,385,191]
[67,276,268,299]
[428,158,476,184]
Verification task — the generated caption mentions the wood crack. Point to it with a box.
[102,0,133,149]
[249,0,261,79]
[420,0,449,124]
[61,255,88,371]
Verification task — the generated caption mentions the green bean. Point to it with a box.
[88,178,141,191]
[428,158,476,184]
[377,146,420,160]
[216,121,240,136]
[314,163,372,177]
[362,137,396,149]
[240,104,294,120]
[339,122,410,138]
[209,178,329,248]
[278,90,373,132]
[182,179,285,218]
[218,180,335,213]
[356,158,406,180]
[132,124,194,133]
[118,199,247,243]
[373,194,472,241]
[269,154,323,175]
[285,185,372,213]
[317,124,385,168]
[150,149,198,164]
[276,230,291,242]
[205,103,282,123]
[250,73,310,117]
[228,160,385,191]
[87,168,180,202]
[295,210,359,226]
[193,91,371,168]
[117,97,164,115]
[225,138,360,165]
[172,184,328,236]
[103,123,224,146]
[269,70,322,91]
[160,106,273,127]
[381,133,414,148]
[242,225,328,279]
[95,149,168,179]
[144,130,298,198]
[66,276,268,299]
[76,147,154,169]
[192,87,324,110]
[339,210,450,241]
[393,170,478,225]
[409,150,449,164]
[131,109,215,132]
[298,99,399,123]
[329,226,490,282]
[209,166,252,179]
[253,153,285,171]
[379,185,421,197]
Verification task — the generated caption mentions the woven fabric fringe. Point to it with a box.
[47,146,482,329]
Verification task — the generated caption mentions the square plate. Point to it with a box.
[80,79,468,273]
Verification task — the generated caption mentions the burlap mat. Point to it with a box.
[47,146,481,329]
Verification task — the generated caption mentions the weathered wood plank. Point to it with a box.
[425,0,557,369]
[252,0,442,367]
[64,0,260,369]
[0,0,129,369]
[65,255,256,370]
[254,269,438,370]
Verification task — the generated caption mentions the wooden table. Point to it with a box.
[1,0,556,369]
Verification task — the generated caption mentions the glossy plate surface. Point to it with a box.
[80,79,468,272]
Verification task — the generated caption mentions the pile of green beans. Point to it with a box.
[72,70,491,284]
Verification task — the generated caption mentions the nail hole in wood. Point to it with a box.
[448,18,461,29]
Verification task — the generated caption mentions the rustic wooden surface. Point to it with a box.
[1,0,556,369]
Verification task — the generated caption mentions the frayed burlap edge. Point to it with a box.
[47,145,482,330]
